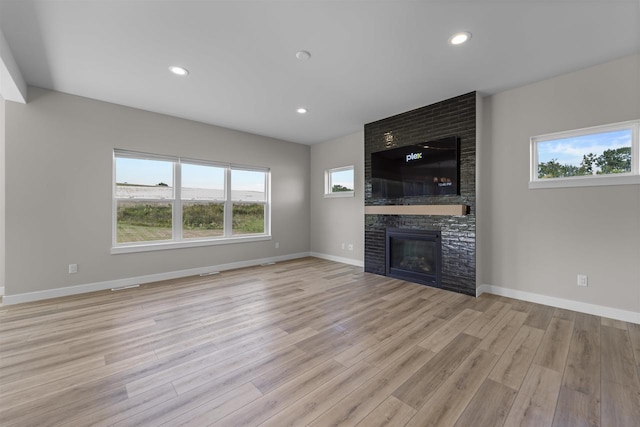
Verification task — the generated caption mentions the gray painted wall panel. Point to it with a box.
[4,88,310,295]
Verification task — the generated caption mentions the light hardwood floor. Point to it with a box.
[1,257,639,426]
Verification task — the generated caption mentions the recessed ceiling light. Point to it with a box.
[449,32,471,45]
[169,66,189,76]
[295,50,311,61]
[296,108,308,114]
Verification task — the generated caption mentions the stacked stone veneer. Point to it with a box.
[364,92,476,296]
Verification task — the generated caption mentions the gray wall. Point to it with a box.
[4,88,310,296]
[310,131,364,263]
[479,54,640,313]
[4,53,639,316]
[0,95,5,291]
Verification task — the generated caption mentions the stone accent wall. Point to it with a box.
[364,92,476,296]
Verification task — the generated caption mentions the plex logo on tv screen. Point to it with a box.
[371,136,460,198]
[405,152,423,162]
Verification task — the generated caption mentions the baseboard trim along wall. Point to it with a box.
[310,252,365,268]
[2,252,311,306]
[9,258,635,326]
[477,283,640,325]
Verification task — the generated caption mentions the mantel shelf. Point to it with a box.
[365,204,468,216]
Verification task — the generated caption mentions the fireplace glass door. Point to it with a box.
[386,228,441,287]
[390,238,436,274]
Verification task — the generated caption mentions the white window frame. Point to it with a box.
[529,120,640,189]
[112,150,271,254]
[324,165,355,198]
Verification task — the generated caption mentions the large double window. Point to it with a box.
[113,150,269,253]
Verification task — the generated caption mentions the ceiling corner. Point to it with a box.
[0,25,27,103]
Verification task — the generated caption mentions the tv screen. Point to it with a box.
[371,136,459,199]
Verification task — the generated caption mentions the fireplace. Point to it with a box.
[386,228,441,287]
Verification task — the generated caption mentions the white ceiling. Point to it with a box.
[0,0,638,145]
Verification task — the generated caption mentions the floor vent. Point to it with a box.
[110,284,140,291]
[199,272,220,277]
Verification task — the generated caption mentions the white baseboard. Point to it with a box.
[309,252,364,268]
[477,283,640,325]
[2,252,311,306]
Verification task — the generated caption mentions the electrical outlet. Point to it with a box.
[577,274,588,287]
[341,243,345,250]
[275,241,279,249]
[68,264,78,274]
[348,243,354,251]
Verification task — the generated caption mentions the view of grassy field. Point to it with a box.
[116,202,264,243]
[117,224,172,243]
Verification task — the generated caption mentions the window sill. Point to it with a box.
[529,174,640,189]
[324,191,355,198]
[111,234,271,254]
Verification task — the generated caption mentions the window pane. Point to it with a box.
[231,169,266,201]
[117,201,172,243]
[115,158,174,199]
[182,202,224,239]
[537,129,632,179]
[181,163,225,200]
[232,203,265,235]
[329,168,354,192]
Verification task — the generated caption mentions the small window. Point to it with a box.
[530,120,640,189]
[325,166,355,197]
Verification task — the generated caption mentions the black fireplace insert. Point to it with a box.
[386,228,442,287]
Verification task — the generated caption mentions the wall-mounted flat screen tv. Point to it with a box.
[371,136,460,199]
